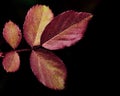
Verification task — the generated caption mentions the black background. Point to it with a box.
[0,0,116,95]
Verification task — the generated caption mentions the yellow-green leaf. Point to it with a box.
[3,21,22,49]
[30,49,67,90]
[23,5,54,47]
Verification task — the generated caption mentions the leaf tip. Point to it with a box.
[86,12,93,20]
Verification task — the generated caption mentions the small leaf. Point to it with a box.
[23,4,54,47]
[30,49,67,90]
[41,10,93,50]
[2,51,20,72]
[3,21,22,49]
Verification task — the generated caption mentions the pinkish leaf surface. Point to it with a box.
[3,21,22,49]
[23,5,54,47]
[30,49,67,90]
[2,51,20,72]
[41,10,93,50]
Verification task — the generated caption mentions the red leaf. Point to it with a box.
[23,5,54,47]
[3,21,22,49]
[41,10,93,50]
[2,51,20,72]
[30,49,67,90]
